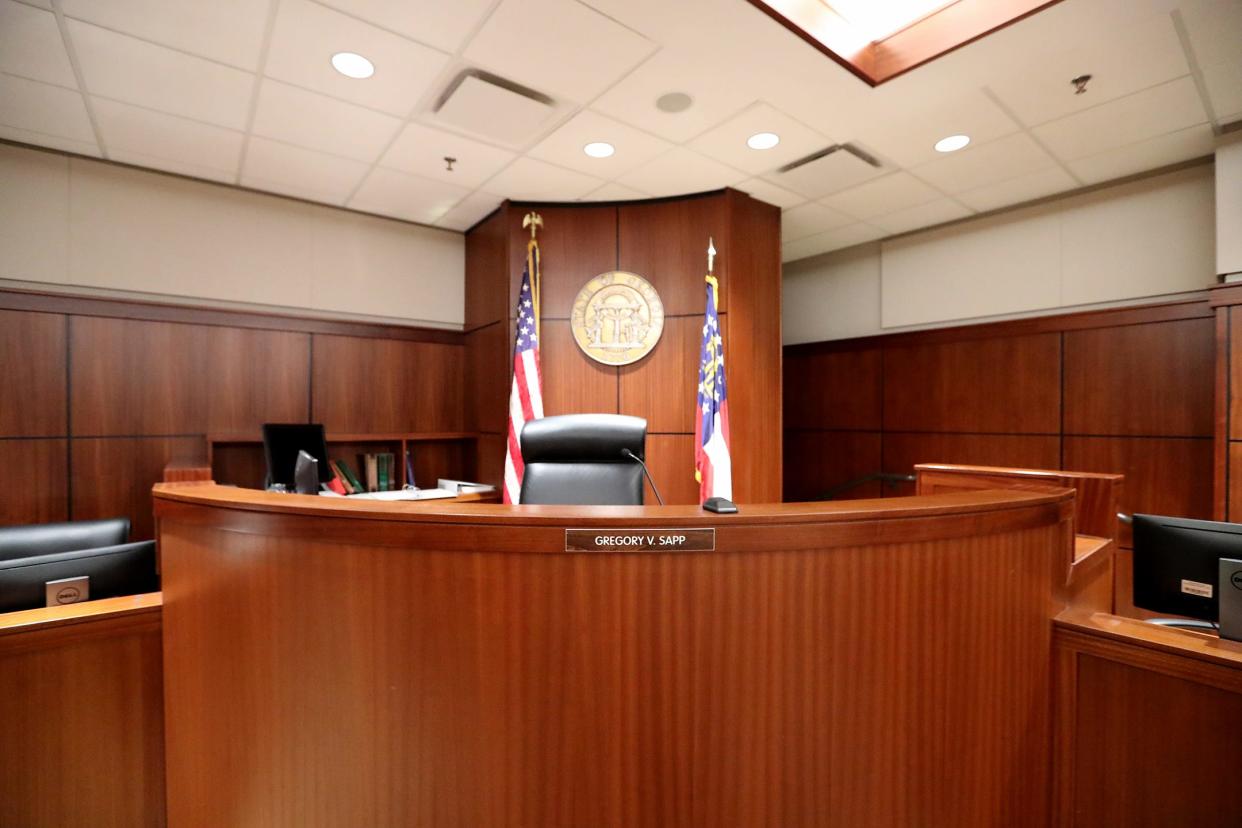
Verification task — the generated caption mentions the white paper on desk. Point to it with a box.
[348,488,457,501]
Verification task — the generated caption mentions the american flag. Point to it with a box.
[694,274,732,503]
[503,241,544,504]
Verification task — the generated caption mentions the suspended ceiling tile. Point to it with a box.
[93,97,243,179]
[912,132,1057,194]
[242,136,371,204]
[527,109,673,178]
[381,122,516,189]
[61,0,269,71]
[316,0,496,53]
[583,181,651,201]
[781,202,855,243]
[591,47,761,144]
[820,171,943,220]
[0,73,95,144]
[0,1,76,88]
[687,101,831,175]
[67,20,253,129]
[1177,0,1242,126]
[1033,76,1208,161]
[736,177,805,210]
[481,156,605,201]
[349,166,471,224]
[1066,123,1216,184]
[463,0,655,104]
[434,191,504,231]
[986,14,1189,127]
[264,0,450,117]
[615,146,744,198]
[849,90,1021,169]
[955,165,1078,212]
[251,79,402,162]
[764,146,886,199]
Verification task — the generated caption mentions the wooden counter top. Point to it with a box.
[154,481,1071,528]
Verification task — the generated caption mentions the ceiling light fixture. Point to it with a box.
[933,134,970,153]
[583,141,615,158]
[656,92,693,113]
[331,52,375,79]
[747,132,781,150]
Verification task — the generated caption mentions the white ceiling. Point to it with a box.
[0,0,1237,262]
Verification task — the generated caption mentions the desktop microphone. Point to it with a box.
[620,448,664,506]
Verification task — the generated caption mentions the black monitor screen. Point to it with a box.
[262,423,331,488]
[0,541,159,612]
[1132,514,1242,621]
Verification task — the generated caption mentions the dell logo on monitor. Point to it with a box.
[1231,570,1242,591]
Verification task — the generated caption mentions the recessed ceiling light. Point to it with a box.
[934,134,970,153]
[583,141,615,158]
[331,52,374,79]
[656,92,693,113]
[747,132,780,150]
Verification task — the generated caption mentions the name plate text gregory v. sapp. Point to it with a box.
[565,528,716,552]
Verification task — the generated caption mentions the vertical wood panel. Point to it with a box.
[783,430,882,501]
[619,316,702,434]
[884,433,1061,496]
[69,317,310,437]
[1065,319,1214,437]
[312,335,464,433]
[509,205,618,320]
[0,439,68,524]
[537,322,617,417]
[465,322,508,434]
[618,196,730,315]
[464,206,508,331]
[0,622,166,828]
[0,309,66,437]
[883,333,1061,433]
[1070,654,1242,827]
[1064,436,1213,545]
[71,437,204,540]
[643,434,699,505]
[784,348,882,430]
[725,191,783,504]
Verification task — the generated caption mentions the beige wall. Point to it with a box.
[783,162,1216,344]
[0,142,465,328]
[1218,133,1242,278]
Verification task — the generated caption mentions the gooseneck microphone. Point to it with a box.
[620,448,664,506]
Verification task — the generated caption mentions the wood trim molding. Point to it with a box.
[0,592,162,655]
[785,295,1212,355]
[0,287,464,344]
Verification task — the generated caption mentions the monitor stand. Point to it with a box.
[1219,558,1242,642]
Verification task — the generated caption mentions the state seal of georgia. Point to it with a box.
[570,271,665,366]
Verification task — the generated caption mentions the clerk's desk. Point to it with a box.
[3,479,1242,827]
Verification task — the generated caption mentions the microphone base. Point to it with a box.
[702,497,738,514]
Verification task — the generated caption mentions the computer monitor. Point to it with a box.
[1132,514,1242,621]
[0,541,159,612]
[262,423,331,489]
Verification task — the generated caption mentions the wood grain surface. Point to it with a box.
[156,484,1070,826]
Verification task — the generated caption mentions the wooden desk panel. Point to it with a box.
[0,594,165,828]
[1053,612,1242,827]
[156,484,1071,826]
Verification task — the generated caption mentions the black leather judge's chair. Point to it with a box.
[519,414,648,506]
[0,517,131,563]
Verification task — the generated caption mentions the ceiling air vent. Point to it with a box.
[432,70,555,147]
[773,142,885,199]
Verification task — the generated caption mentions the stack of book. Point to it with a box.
[328,452,400,494]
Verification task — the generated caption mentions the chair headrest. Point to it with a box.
[520,414,647,464]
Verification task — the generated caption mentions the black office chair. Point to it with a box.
[0,517,131,563]
[519,414,648,505]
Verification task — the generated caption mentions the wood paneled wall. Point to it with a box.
[0,291,465,539]
[464,190,782,505]
[784,298,1216,616]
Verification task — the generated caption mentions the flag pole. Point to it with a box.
[522,211,543,340]
[706,236,718,304]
